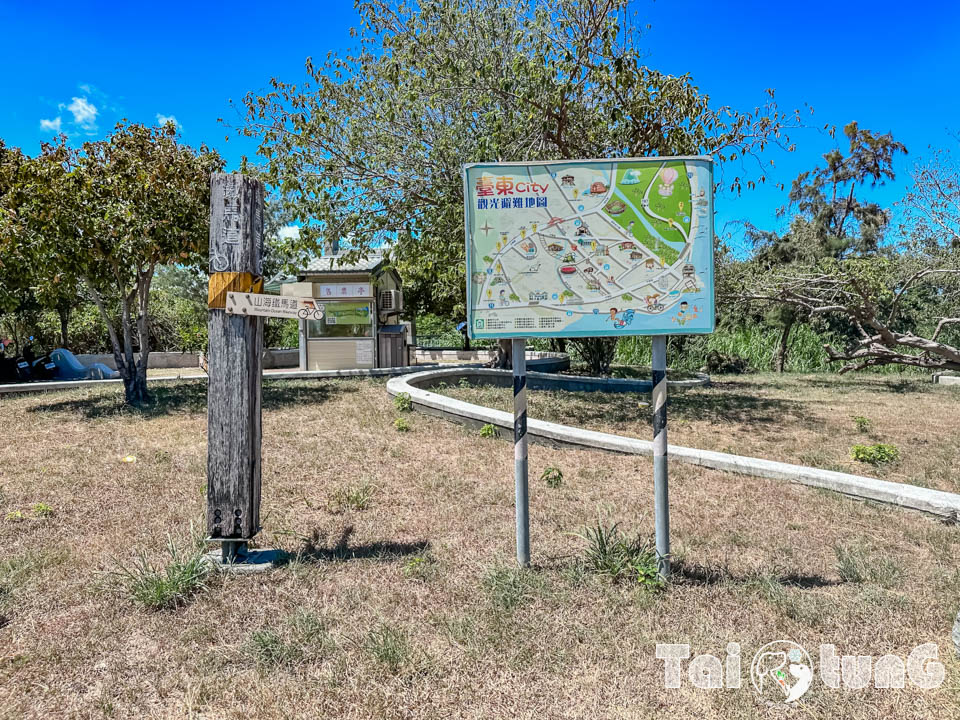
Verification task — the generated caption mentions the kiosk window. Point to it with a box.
[307,301,373,338]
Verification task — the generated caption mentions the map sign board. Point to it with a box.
[225,292,324,320]
[464,157,714,339]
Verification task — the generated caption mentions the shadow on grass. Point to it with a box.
[528,386,809,429]
[27,378,357,420]
[796,376,933,395]
[672,561,840,589]
[292,525,429,564]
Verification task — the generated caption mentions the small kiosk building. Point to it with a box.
[281,253,406,371]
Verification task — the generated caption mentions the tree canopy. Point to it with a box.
[236,0,801,334]
[1,122,223,402]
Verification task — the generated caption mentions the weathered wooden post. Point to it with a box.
[206,173,269,567]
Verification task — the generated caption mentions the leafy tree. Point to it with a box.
[742,139,959,373]
[10,123,223,403]
[742,123,907,371]
[235,0,800,372]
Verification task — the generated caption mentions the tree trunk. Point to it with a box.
[124,371,149,405]
[774,318,794,373]
[57,306,70,348]
[495,338,512,368]
[130,265,155,405]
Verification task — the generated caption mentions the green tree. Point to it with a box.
[743,123,907,371]
[742,139,959,373]
[236,0,800,372]
[10,124,223,403]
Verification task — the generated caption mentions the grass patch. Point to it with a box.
[31,502,54,518]
[852,415,872,433]
[401,553,438,581]
[327,482,376,513]
[394,416,411,432]
[574,520,662,588]
[479,423,498,438]
[248,609,332,669]
[540,466,563,489]
[363,623,413,673]
[482,566,545,610]
[835,543,905,588]
[110,530,209,611]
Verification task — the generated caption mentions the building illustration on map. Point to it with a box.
[463,157,715,339]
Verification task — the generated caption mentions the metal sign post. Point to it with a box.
[512,338,530,567]
[651,335,670,579]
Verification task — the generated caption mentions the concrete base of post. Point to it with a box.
[203,544,282,574]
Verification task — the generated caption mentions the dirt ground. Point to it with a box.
[1,375,958,719]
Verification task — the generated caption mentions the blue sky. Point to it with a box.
[2,0,958,251]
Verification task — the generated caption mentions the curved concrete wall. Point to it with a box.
[387,367,960,520]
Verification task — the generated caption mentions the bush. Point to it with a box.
[852,415,872,433]
[394,392,413,412]
[850,443,900,466]
[479,423,498,438]
[394,417,411,432]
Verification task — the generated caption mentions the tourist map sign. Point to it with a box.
[463,157,715,338]
[225,292,324,320]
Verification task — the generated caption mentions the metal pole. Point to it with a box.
[298,319,307,370]
[651,335,670,580]
[512,338,530,567]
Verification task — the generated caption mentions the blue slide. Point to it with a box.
[50,349,121,380]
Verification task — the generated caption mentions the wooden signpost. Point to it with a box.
[206,173,269,565]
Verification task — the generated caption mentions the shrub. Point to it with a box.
[394,417,411,432]
[852,415,872,433]
[850,443,900,466]
[394,392,413,412]
[540,466,563,489]
[479,423,498,438]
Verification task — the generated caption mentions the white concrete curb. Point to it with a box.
[387,368,960,520]
[0,365,443,395]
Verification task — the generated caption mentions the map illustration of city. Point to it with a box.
[464,157,714,339]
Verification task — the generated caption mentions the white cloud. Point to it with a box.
[65,96,98,131]
[156,113,181,130]
[39,117,62,133]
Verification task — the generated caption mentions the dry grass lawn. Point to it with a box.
[446,372,960,493]
[1,374,959,719]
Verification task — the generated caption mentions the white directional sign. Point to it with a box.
[225,292,324,320]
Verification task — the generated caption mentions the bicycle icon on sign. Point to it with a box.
[297,299,324,320]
